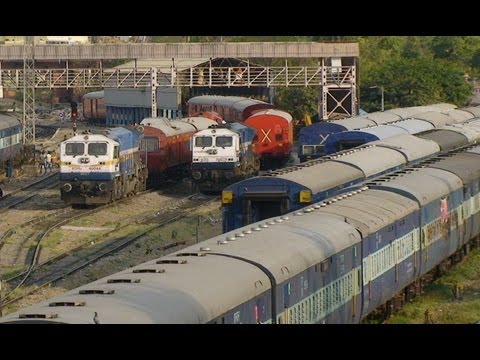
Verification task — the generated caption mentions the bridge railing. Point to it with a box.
[0,65,356,88]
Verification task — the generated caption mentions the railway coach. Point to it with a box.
[139,116,218,186]
[0,114,21,174]
[222,120,480,232]
[298,103,459,162]
[3,143,480,323]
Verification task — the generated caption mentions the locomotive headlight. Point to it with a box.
[98,183,107,192]
[63,183,72,192]
[192,171,202,180]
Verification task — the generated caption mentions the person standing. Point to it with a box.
[46,152,52,173]
[39,151,46,175]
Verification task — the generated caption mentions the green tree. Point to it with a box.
[274,87,319,120]
[361,57,472,112]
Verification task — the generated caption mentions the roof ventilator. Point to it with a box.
[49,301,86,307]
[19,313,58,319]
[79,289,115,295]
[133,269,165,273]
[176,252,207,257]
[157,259,188,264]
[107,278,141,284]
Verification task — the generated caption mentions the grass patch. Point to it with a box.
[387,247,480,324]
[0,266,26,280]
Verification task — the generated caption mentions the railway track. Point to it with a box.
[0,194,218,309]
[0,173,59,213]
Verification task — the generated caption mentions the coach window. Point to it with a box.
[65,142,84,156]
[88,143,107,156]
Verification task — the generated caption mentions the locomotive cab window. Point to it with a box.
[113,146,119,159]
[216,136,233,147]
[65,143,84,156]
[195,136,212,147]
[88,143,108,156]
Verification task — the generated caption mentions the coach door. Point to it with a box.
[242,192,289,225]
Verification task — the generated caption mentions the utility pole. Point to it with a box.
[0,280,3,317]
[151,67,157,118]
[22,36,36,144]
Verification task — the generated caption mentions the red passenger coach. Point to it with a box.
[139,117,218,186]
[82,91,106,124]
[247,109,293,168]
[188,95,275,122]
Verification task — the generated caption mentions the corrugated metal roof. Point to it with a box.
[411,111,458,127]
[368,134,440,162]
[277,161,364,193]
[442,124,480,142]
[115,58,209,72]
[365,112,402,124]
[249,109,293,122]
[387,106,431,119]
[0,42,360,60]
[359,125,409,138]
[430,153,480,183]
[140,117,198,136]
[459,107,480,117]
[83,91,104,99]
[416,129,468,151]
[0,114,21,130]
[373,167,462,206]
[389,118,434,133]
[333,146,406,177]
[317,190,417,235]
[425,103,457,111]
[331,117,377,129]
[444,109,475,122]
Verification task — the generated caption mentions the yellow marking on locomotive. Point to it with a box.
[222,191,233,204]
[299,190,312,203]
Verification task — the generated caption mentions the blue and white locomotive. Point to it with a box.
[191,123,260,193]
[59,127,147,205]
